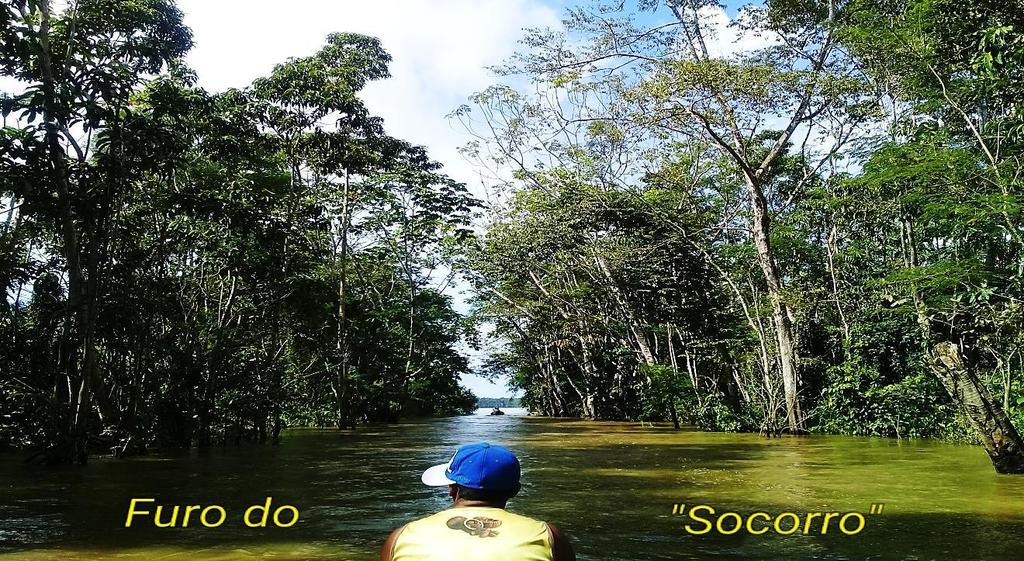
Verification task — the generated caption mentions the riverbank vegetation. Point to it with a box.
[2,0,1023,474]
[0,0,476,463]
[460,0,1024,472]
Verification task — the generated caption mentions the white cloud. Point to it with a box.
[696,4,780,59]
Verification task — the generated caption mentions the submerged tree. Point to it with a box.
[839,0,1024,472]
[1,0,194,462]
[460,0,870,433]
[0,2,477,463]
[461,0,1024,473]
[465,171,744,428]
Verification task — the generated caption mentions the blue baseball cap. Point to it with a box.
[421,442,521,491]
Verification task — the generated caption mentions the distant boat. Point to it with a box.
[489,407,505,416]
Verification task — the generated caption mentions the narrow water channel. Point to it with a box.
[2,411,1023,560]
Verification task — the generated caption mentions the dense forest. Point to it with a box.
[2,0,1024,475]
[458,0,1024,473]
[0,0,476,463]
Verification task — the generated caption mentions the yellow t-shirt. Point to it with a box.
[391,507,554,561]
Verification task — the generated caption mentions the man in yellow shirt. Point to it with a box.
[381,442,576,561]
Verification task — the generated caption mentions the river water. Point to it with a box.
[2,411,1023,560]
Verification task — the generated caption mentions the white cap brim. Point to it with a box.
[421,462,456,486]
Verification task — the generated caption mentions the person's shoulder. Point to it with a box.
[402,509,458,531]
[497,508,544,522]
[494,509,551,529]
[545,522,576,561]
[380,524,406,561]
[381,512,458,558]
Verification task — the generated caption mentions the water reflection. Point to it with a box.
[2,414,1023,560]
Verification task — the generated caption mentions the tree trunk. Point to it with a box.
[334,170,354,429]
[826,223,852,360]
[668,404,681,430]
[747,175,804,434]
[2,195,16,233]
[541,347,568,417]
[903,218,1024,473]
[574,335,600,419]
[594,254,657,365]
[930,342,1024,474]
[36,1,90,463]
